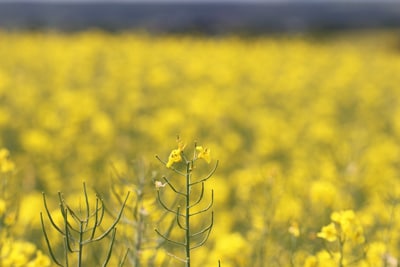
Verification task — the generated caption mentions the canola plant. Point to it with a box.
[1,30,400,266]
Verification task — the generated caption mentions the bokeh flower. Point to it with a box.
[317,222,337,242]
[0,198,6,217]
[288,221,300,237]
[0,148,15,173]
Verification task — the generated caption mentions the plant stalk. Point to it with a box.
[185,161,191,267]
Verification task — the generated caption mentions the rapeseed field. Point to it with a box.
[1,30,400,266]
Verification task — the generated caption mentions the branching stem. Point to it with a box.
[155,142,217,267]
[41,183,129,267]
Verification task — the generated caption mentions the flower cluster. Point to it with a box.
[0,148,50,266]
[0,239,51,267]
[308,210,366,266]
[318,210,365,244]
[165,138,211,168]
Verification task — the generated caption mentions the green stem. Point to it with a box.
[78,222,83,267]
[134,186,144,267]
[134,211,144,267]
[338,238,344,267]
[185,161,191,267]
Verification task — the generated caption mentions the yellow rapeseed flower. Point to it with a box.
[196,146,211,163]
[0,198,6,217]
[317,222,337,242]
[331,210,365,244]
[0,148,9,160]
[331,210,356,225]
[166,140,186,168]
[304,255,318,267]
[27,251,51,267]
[0,148,15,173]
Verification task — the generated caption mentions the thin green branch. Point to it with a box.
[58,193,79,233]
[42,192,64,235]
[190,161,219,186]
[188,182,204,209]
[155,155,185,176]
[66,204,83,225]
[40,212,64,267]
[166,251,187,263]
[87,191,129,243]
[190,190,214,216]
[191,212,213,238]
[190,221,213,250]
[63,236,69,267]
[156,216,177,248]
[102,228,117,267]
[118,248,130,267]
[89,197,100,240]
[155,229,186,247]
[83,182,90,228]
[95,194,105,226]
[176,206,187,230]
[157,190,185,217]
[63,211,77,253]
[163,176,186,196]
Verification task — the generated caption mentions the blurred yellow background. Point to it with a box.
[1,30,400,266]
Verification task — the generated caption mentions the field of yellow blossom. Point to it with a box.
[1,30,400,266]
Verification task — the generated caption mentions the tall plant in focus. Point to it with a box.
[155,137,218,267]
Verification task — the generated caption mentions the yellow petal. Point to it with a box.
[197,147,211,163]
[166,149,182,168]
